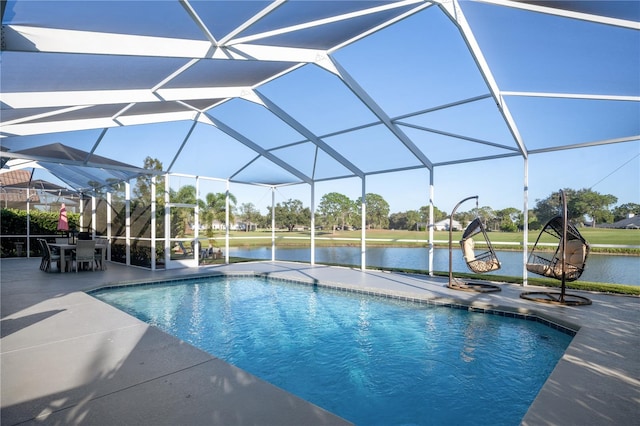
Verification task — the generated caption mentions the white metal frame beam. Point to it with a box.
[437,0,528,158]
[228,0,425,46]
[330,57,435,171]
[477,0,640,30]
[500,91,640,102]
[2,25,333,63]
[203,113,313,185]
[329,1,435,53]
[254,90,365,179]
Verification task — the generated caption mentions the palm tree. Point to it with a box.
[201,192,236,236]
[170,185,197,237]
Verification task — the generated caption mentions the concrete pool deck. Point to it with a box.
[1,258,638,425]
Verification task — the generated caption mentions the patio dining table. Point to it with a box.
[49,242,107,273]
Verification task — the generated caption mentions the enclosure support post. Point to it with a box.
[271,187,276,262]
[361,177,366,271]
[79,195,84,231]
[125,181,131,266]
[310,182,315,266]
[195,176,200,264]
[151,175,156,271]
[225,180,230,264]
[560,190,568,302]
[26,187,31,258]
[428,171,435,276]
[164,174,171,267]
[107,192,112,262]
[523,157,529,286]
[91,194,96,239]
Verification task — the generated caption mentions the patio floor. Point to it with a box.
[1,258,638,425]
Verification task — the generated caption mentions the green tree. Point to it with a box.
[474,206,496,227]
[533,188,618,227]
[571,188,618,227]
[419,205,447,224]
[495,207,520,232]
[170,185,197,237]
[406,209,421,230]
[526,209,541,231]
[533,188,578,224]
[131,157,166,238]
[454,210,475,229]
[133,157,165,205]
[201,192,236,236]
[255,213,271,229]
[270,199,310,231]
[238,202,261,232]
[318,192,353,232]
[356,193,390,229]
[612,203,640,221]
[389,212,409,230]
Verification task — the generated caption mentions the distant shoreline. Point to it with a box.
[201,229,640,256]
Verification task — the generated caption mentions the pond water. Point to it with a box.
[229,246,640,286]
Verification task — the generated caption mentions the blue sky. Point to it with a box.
[257,142,640,215]
[129,2,640,214]
[14,1,639,216]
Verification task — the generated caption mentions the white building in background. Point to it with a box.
[434,219,461,231]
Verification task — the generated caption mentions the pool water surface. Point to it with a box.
[92,276,572,425]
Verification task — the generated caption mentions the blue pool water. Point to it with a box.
[92,277,573,425]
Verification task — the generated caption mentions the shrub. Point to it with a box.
[1,208,80,235]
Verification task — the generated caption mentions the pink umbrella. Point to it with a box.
[57,203,69,232]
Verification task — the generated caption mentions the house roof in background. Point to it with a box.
[0,169,78,207]
[599,215,640,229]
[0,169,31,187]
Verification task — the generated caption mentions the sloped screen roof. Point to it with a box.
[1,0,638,193]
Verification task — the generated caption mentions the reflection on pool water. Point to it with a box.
[92,276,573,426]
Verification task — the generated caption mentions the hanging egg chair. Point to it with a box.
[460,217,501,274]
[526,216,589,282]
[448,195,501,293]
[521,189,591,306]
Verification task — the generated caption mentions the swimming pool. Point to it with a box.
[92,276,573,425]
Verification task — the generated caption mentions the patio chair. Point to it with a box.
[200,246,213,260]
[38,239,49,271]
[40,239,61,273]
[94,243,107,270]
[177,241,192,257]
[73,240,96,272]
[213,248,223,260]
